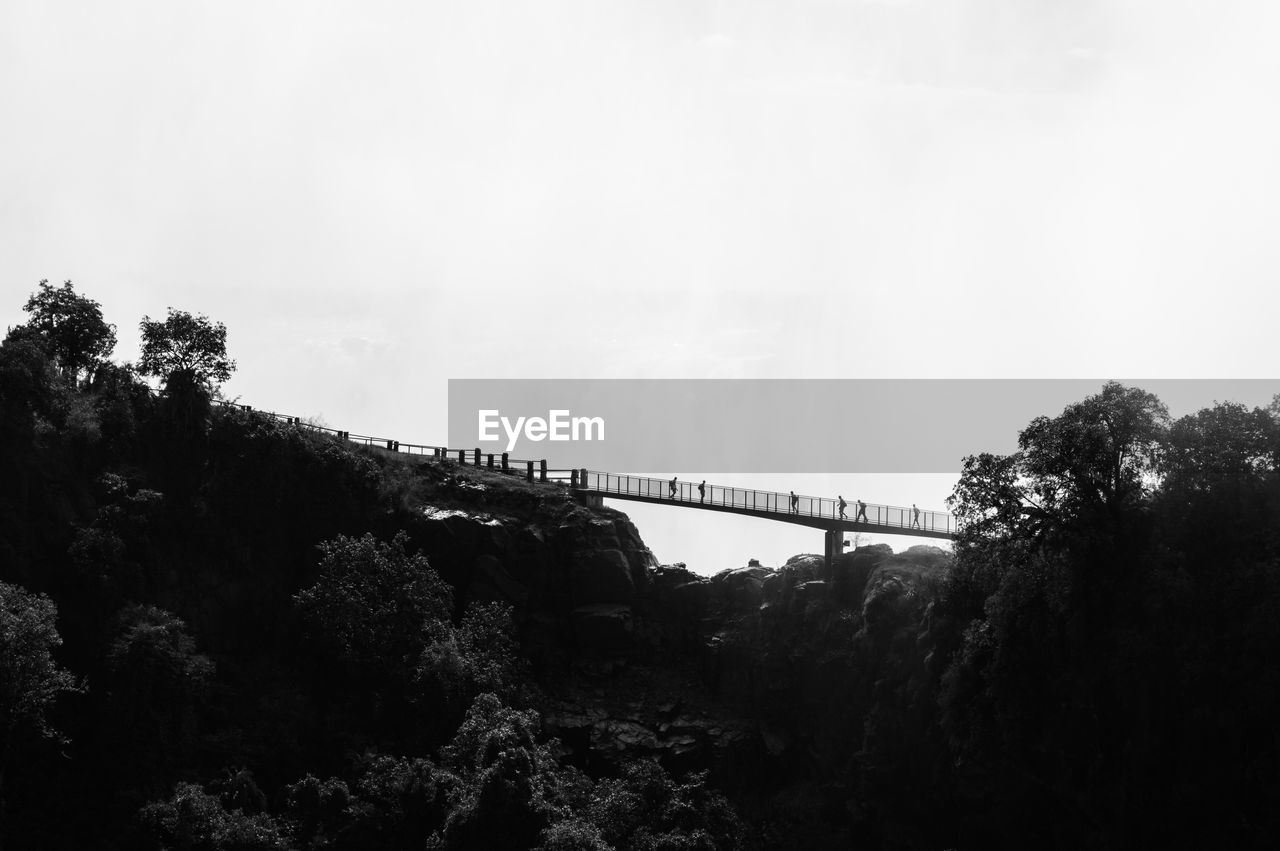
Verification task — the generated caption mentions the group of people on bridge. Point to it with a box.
[664,477,924,529]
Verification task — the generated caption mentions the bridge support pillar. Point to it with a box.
[823,528,846,574]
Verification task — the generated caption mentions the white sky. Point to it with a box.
[4,1,1279,573]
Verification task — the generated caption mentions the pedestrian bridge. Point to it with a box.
[205,399,957,555]
[572,470,956,542]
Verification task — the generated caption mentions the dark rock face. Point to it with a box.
[568,548,635,606]
[571,603,633,659]
[405,486,952,845]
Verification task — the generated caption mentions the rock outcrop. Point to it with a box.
[403,467,952,842]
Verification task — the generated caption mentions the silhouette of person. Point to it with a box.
[838,495,847,519]
[912,503,921,528]
[699,480,706,503]
[669,477,678,498]
[790,491,799,513]
[855,499,868,523]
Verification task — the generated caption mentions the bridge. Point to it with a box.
[574,471,953,537]
[208,398,958,564]
[570,470,955,566]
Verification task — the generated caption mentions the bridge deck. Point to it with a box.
[580,471,955,540]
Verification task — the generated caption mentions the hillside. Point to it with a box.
[4,290,1280,849]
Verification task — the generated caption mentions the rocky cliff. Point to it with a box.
[398,462,952,844]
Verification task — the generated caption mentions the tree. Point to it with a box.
[1018,382,1168,527]
[138,308,236,389]
[294,532,453,677]
[432,693,574,850]
[21,279,117,381]
[1161,401,1277,495]
[138,781,291,850]
[0,582,81,751]
[103,605,215,794]
[0,325,57,440]
[415,601,531,713]
[0,581,82,838]
[948,382,1169,551]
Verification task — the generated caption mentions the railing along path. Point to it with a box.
[206,396,956,539]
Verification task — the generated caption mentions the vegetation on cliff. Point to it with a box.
[2,280,1279,849]
[0,282,742,849]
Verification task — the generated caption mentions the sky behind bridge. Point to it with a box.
[4,1,1278,572]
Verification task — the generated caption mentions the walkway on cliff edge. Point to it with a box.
[206,397,958,543]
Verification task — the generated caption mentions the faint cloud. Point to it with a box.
[298,333,390,363]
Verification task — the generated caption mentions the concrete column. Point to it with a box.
[824,528,844,573]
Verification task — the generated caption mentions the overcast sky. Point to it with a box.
[4,1,1279,572]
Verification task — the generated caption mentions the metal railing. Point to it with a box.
[149,391,948,528]
[579,471,954,535]
[198,397,571,482]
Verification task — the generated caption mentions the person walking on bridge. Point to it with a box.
[669,477,678,499]
[912,503,921,529]
[838,495,847,520]
[855,499,868,523]
[699,480,706,503]
[790,491,799,513]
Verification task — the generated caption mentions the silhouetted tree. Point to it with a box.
[21,279,117,383]
[138,308,236,390]
[137,781,291,850]
[0,325,56,444]
[431,693,575,850]
[949,382,1169,556]
[102,605,214,797]
[0,581,82,844]
[294,532,452,677]
[578,760,745,851]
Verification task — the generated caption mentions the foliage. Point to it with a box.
[102,605,216,798]
[344,754,443,848]
[138,308,236,388]
[415,601,531,712]
[293,532,453,676]
[138,781,291,850]
[1162,401,1277,489]
[936,386,1280,847]
[285,773,352,848]
[0,580,82,750]
[107,604,215,694]
[949,382,1169,552]
[0,324,58,439]
[578,761,745,851]
[21,279,117,381]
[430,693,576,850]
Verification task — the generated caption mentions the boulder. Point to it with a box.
[712,566,771,613]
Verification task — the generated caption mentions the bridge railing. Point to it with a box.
[580,471,954,536]
[190,396,573,481]
[151,392,940,521]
